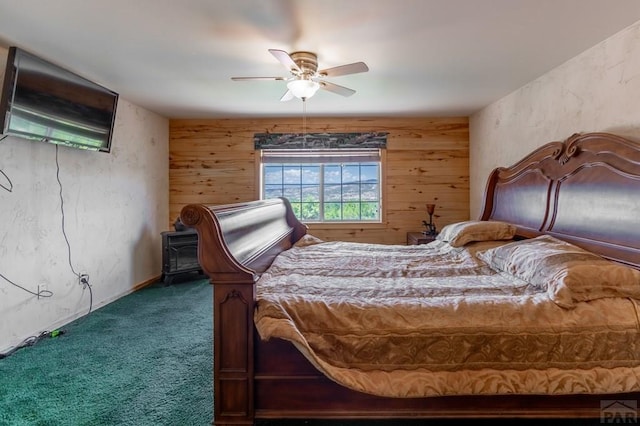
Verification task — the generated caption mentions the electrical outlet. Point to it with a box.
[79,273,89,286]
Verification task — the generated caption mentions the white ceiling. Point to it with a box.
[1,0,640,119]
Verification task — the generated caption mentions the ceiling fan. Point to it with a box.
[231,49,369,101]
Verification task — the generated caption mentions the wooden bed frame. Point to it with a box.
[180,132,640,425]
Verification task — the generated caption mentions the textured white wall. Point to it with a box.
[469,20,640,218]
[0,47,169,352]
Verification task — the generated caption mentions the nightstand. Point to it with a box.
[406,232,438,245]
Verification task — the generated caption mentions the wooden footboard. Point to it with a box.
[181,198,307,425]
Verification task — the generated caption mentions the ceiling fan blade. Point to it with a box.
[319,81,356,97]
[231,76,287,81]
[269,49,301,73]
[318,62,369,77]
[280,90,294,102]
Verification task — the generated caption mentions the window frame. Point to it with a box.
[257,149,386,225]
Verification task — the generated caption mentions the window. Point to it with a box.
[260,149,382,222]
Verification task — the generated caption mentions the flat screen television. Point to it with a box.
[0,46,118,153]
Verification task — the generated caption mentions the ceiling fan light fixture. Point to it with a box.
[232,49,368,101]
[287,79,320,100]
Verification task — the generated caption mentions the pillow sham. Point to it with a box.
[476,235,640,308]
[436,220,517,247]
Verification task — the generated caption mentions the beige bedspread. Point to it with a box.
[254,236,640,397]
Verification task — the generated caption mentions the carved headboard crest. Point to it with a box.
[557,133,582,165]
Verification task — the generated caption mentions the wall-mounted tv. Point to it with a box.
[0,46,118,153]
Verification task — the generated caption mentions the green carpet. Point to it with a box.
[0,278,213,426]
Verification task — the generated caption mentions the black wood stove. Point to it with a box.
[160,229,203,285]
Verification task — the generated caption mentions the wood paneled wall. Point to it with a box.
[169,117,469,244]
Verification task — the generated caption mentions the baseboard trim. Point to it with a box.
[133,275,162,291]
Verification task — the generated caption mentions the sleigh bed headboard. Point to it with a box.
[479,132,640,269]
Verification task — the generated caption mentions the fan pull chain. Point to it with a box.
[302,99,307,143]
